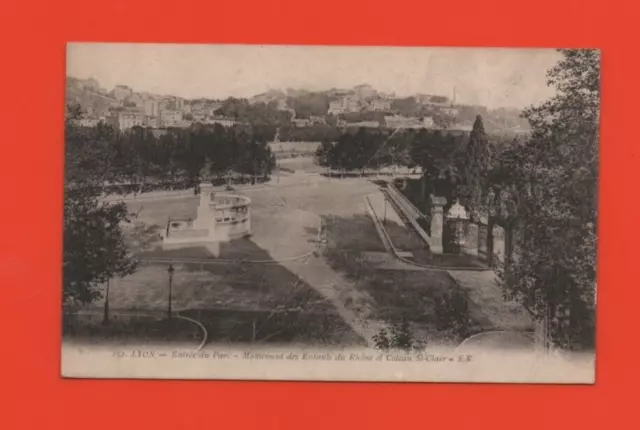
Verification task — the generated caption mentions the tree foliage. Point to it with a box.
[486,49,599,349]
[63,188,136,304]
[64,108,137,304]
[215,97,292,126]
[373,320,425,351]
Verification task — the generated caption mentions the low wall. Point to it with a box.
[164,228,210,242]
[214,218,251,240]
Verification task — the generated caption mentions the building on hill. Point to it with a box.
[328,99,345,115]
[107,110,145,131]
[145,116,160,128]
[415,94,451,106]
[328,96,361,114]
[143,99,160,117]
[292,118,312,127]
[422,116,436,128]
[441,107,459,116]
[160,110,183,127]
[165,97,185,111]
[176,97,185,111]
[384,115,437,129]
[369,99,392,111]
[127,93,145,109]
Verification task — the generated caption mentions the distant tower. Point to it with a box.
[452,86,457,105]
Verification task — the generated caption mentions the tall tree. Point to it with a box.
[458,115,492,215]
[63,187,136,310]
[64,110,138,306]
[464,115,491,187]
[496,49,600,350]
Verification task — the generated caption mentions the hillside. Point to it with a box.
[65,76,530,134]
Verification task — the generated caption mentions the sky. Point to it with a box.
[67,43,562,109]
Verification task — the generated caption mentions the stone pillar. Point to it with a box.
[464,222,479,256]
[430,196,447,254]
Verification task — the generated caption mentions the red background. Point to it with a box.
[1,0,637,428]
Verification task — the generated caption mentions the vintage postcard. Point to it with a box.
[62,43,598,383]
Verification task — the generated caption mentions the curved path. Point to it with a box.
[456,330,535,351]
[174,313,208,352]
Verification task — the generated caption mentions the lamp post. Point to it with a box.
[102,278,110,325]
[167,264,174,320]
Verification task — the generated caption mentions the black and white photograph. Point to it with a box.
[62,43,598,383]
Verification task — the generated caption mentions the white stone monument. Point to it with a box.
[162,183,252,256]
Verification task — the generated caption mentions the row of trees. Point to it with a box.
[278,123,343,142]
[214,98,293,126]
[314,128,413,175]
[66,118,276,192]
[313,126,494,182]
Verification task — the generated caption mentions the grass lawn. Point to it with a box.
[276,156,325,174]
[322,212,388,280]
[68,259,366,347]
[126,196,199,227]
[355,267,486,344]
[62,315,202,346]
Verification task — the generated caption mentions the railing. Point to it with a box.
[386,182,427,219]
[364,194,489,272]
[165,229,210,239]
[383,185,433,248]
